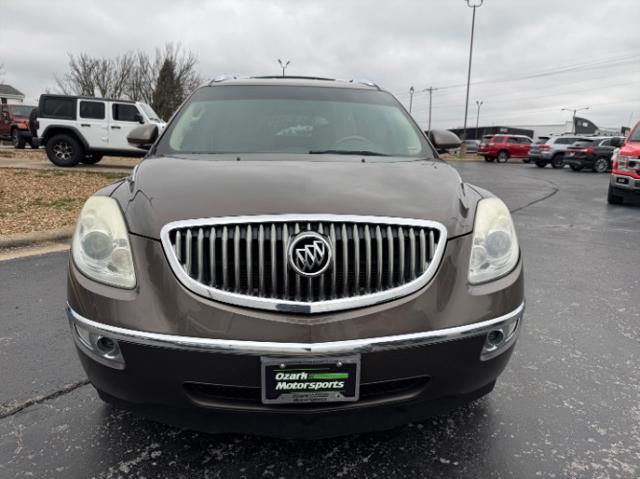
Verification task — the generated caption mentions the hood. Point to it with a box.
[116,155,479,240]
[620,141,640,156]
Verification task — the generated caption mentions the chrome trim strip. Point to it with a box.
[159,215,448,314]
[67,302,524,357]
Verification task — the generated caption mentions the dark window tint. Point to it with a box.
[599,139,611,146]
[79,101,105,119]
[507,137,519,143]
[112,104,139,122]
[42,98,75,119]
[493,136,506,143]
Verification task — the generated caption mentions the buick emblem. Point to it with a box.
[288,232,332,277]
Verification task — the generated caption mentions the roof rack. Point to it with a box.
[250,75,337,82]
[207,75,380,89]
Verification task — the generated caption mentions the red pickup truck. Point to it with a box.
[0,103,37,148]
[608,122,640,205]
[478,134,533,163]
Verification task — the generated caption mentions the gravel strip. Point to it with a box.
[0,168,128,235]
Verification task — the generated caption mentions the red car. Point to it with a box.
[608,122,640,205]
[478,134,533,163]
[0,103,37,148]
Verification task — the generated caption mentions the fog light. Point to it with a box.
[486,329,505,346]
[480,313,522,361]
[96,336,118,356]
[69,313,125,370]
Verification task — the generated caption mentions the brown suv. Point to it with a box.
[66,77,524,438]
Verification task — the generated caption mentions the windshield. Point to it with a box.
[139,103,162,122]
[155,85,432,158]
[629,126,640,142]
[10,105,35,117]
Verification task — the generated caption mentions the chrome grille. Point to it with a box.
[161,215,447,313]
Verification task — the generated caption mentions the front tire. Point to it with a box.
[496,150,510,163]
[593,157,609,173]
[522,158,531,164]
[535,160,547,168]
[607,187,623,205]
[484,156,495,163]
[12,129,25,149]
[46,134,84,167]
[551,154,565,169]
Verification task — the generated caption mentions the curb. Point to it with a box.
[0,226,75,249]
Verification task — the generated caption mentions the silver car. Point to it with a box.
[528,135,590,169]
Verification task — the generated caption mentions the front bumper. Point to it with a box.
[67,233,524,437]
[610,173,640,197]
[68,302,523,438]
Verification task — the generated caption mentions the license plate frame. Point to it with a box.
[261,355,361,405]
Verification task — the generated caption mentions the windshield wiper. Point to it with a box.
[308,149,390,157]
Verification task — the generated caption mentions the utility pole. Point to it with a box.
[475,100,484,138]
[462,0,484,144]
[561,106,589,134]
[277,59,290,77]
[409,86,415,113]
[424,86,438,132]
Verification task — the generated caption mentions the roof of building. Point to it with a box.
[0,84,25,98]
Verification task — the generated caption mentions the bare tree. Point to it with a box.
[128,43,201,107]
[54,43,201,109]
[55,52,135,98]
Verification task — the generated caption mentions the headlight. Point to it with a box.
[72,197,136,288]
[468,198,519,284]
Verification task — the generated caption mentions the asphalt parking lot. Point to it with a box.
[1,161,639,478]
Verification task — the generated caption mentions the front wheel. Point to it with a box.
[593,157,609,173]
[12,129,25,149]
[496,150,510,163]
[484,156,495,163]
[535,160,547,168]
[522,158,531,164]
[46,134,84,167]
[607,187,624,205]
[551,154,565,169]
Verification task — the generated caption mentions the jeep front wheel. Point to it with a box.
[46,134,84,167]
[12,129,26,149]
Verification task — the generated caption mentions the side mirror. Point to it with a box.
[127,124,158,150]
[134,113,145,124]
[428,130,463,153]
[609,137,624,148]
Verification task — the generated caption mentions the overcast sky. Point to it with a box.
[1,0,638,130]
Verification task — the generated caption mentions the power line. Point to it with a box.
[411,79,640,112]
[394,51,640,99]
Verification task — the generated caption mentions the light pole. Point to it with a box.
[561,107,590,134]
[462,0,484,143]
[423,86,438,132]
[409,86,415,113]
[475,100,484,138]
[277,59,290,77]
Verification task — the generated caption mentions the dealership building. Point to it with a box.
[452,117,628,140]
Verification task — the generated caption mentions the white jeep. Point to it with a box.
[36,95,166,166]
